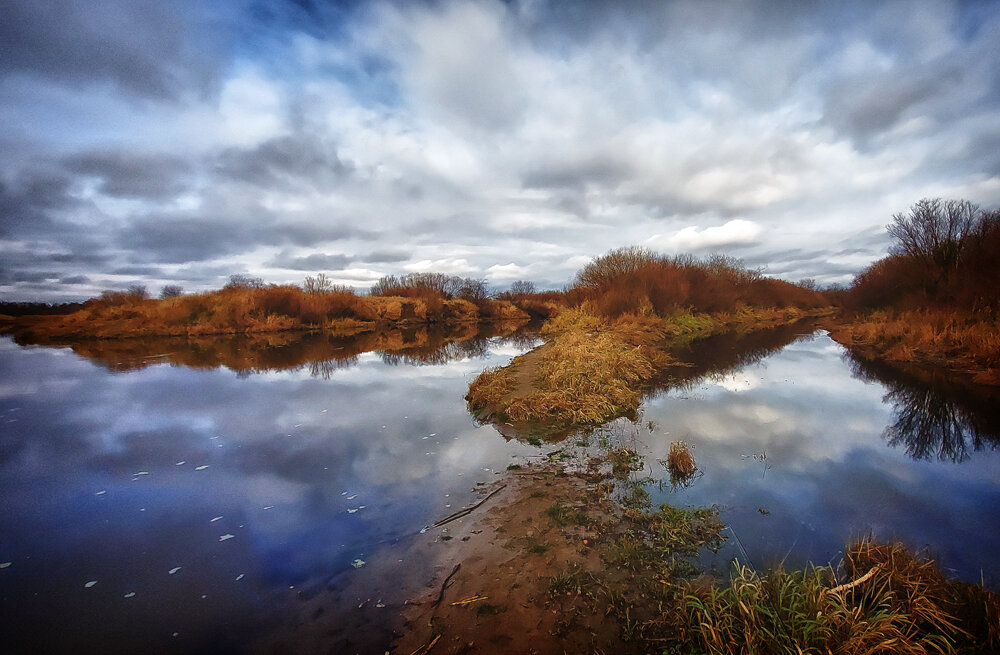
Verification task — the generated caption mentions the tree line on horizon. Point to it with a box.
[3,196,996,324]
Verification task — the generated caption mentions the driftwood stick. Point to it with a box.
[826,565,880,596]
[432,564,461,608]
[408,633,441,655]
[432,484,507,528]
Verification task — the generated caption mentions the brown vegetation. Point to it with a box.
[395,454,1000,655]
[666,440,697,487]
[1,278,530,343]
[832,198,1000,384]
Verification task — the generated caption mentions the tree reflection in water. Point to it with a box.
[846,354,1000,462]
[33,320,537,377]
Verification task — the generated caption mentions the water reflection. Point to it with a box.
[0,328,541,654]
[631,332,1000,588]
[20,320,533,376]
[845,354,1000,462]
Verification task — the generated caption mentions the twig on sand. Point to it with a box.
[433,564,461,608]
[433,485,507,528]
[408,633,440,655]
[450,595,488,606]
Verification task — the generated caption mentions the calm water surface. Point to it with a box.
[1,326,999,653]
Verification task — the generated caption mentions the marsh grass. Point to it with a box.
[667,539,1000,655]
[545,503,591,527]
[666,441,698,488]
[832,308,1000,383]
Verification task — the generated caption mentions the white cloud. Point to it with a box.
[486,263,529,281]
[647,219,763,252]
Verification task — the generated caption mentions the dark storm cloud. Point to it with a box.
[215,133,354,190]
[362,249,410,264]
[111,265,167,277]
[823,65,964,144]
[0,0,228,99]
[59,275,90,285]
[63,151,193,200]
[0,170,77,238]
[121,213,378,264]
[267,251,353,271]
[521,157,632,191]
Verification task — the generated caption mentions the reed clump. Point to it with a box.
[669,539,1000,655]
[666,441,697,486]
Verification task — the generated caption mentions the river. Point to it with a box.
[0,324,998,653]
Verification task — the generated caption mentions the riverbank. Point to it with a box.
[392,450,1000,654]
[0,285,530,342]
[466,306,834,437]
[823,309,1000,386]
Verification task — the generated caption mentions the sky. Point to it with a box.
[2,0,1000,302]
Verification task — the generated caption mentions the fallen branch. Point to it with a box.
[433,485,506,527]
[826,565,880,596]
[450,595,488,606]
[408,633,440,655]
[432,563,461,608]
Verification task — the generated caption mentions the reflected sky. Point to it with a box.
[634,332,1000,586]
[0,335,541,653]
[2,327,1000,653]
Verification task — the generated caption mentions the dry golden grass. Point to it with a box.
[671,538,999,655]
[829,308,1000,383]
[466,306,831,430]
[1,286,529,342]
[666,441,697,486]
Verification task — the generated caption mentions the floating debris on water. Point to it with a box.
[124,592,136,598]
[175,461,185,466]
[347,508,359,514]
[168,567,182,575]
[346,494,357,500]
[134,471,150,476]
[210,516,223,522]
[95,490,106,496]
[84,580,97,588]
[262,505,274,510]
[219,534,235,542]
[195,465,209,471]
[351,558,365,568]
[235,574,244,581]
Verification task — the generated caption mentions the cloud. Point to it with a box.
[0,0,227,100]
[3,0,1000,300]
[404,258,477,275]
[267,251,354,271]
[647,220,763,252]
[215,133,353,190]
[486,263,530,281]
[64,150,193,200]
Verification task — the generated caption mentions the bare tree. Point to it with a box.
[574,246,662,288]
[887,198,981,272]
[160,284,184,298]
[125,284,148,299]
[508,280,535,297]
[224,274,265,289]
[302,273,334,294]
